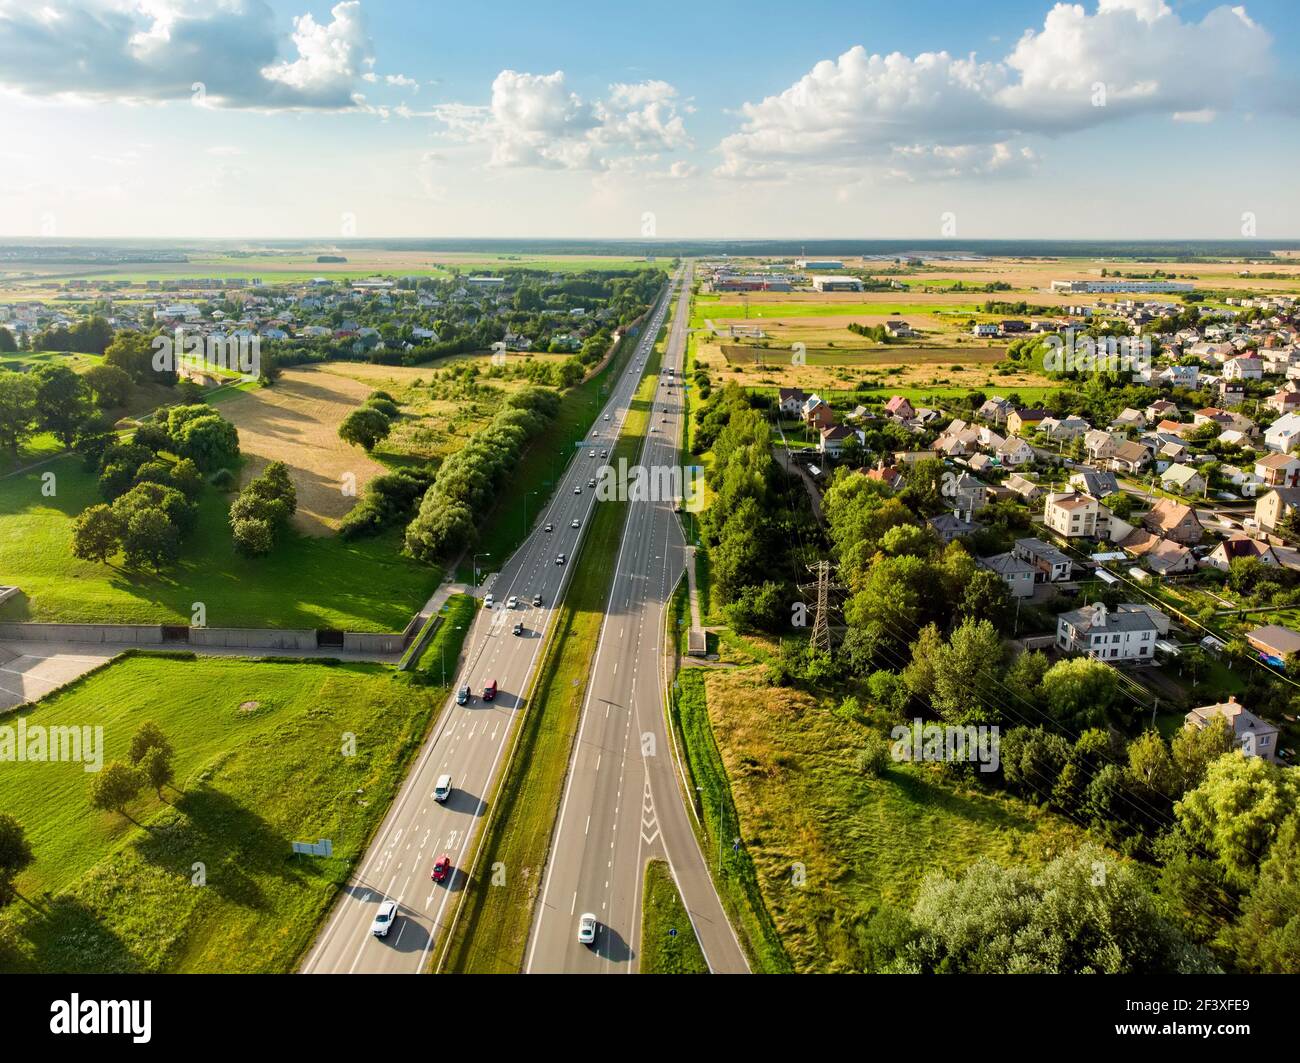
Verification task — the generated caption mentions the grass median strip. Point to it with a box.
[639,859,708,974]
[437,324,666,973]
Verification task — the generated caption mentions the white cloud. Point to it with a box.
[437,69,693,173]
[717,0,1278,180]
[0,0,374,110]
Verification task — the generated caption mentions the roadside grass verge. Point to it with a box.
[0,455,436,631]
[438,324,665,973]
[669,667,791,972]
[0,654,451,973]
[639,859,708,974]
[410,593,477,681]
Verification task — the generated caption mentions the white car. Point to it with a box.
[577,912,598,946]
[434,774,452,803]
[604,414,611,421]
[484,593,494,608]
[371,899,399,938]
[589,450,596,457]
[571,518,580,529]
[507,595,519,610]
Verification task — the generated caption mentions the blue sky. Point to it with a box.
[1,0,1297,239]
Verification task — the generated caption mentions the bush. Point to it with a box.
[231,516,275,557]
[855,733,894,777]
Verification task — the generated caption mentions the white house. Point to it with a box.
[1056,602,1163,661]
[1265,412,1300,453]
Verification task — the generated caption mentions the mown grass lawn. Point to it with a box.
[0,455,437,631]
[640,860,708,974]
[0,652,456,973]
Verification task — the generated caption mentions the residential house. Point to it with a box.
[1142,498,1204,544]
[803,396,836,431]
[884,395,916,421]
[977,397,1013,424]
[818,424,857,458]
[951,473,987,519]
[928,512,975,543]
[996,436,1035,467]
[1254,452,1300,488]
[978,553,1037,598]
[1206,536,1281,572]
[1006,408,1047,436]
[1085,428,1121,462]
[1160,462,1206,496]
[778,387,808,417]
[884,320,917,338]
[1264,412,1300,453]
[1266,388,1300,416]
[1145,399,1179,422]
[865,461,904,491]
[1044,491,1109,539]
[1246,624,1300,665]
[1005,473,1044,502]
[1110,439,1152,475]
[1013,537,1072,582]
[1056,602,1164,661]
[1185,697,1279,762]
[1222,353,1263,381]
[1110,407,1147,431]
[1158,364,1199,388]
[1038,415,1089,443]
[1256,487,1300,533]
[1069,470,1120,498]
[1118,530,1196,575]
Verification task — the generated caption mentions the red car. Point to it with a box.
[482,679,497,701]
[431,854,451,883]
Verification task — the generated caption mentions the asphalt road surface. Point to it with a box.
[302,272,681,974]
[524,265,749,973]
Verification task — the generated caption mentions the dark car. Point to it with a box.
[456,685,471,705]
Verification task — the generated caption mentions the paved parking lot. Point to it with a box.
[0,641,118,712]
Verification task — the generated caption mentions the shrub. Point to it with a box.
[855,733,894,777]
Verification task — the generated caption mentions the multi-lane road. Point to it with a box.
[525,265,749,973]
[303,269,685,975]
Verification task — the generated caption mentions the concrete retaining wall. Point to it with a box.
[190,627,319,651]
[0,623,163,644]
[345,631,407,655]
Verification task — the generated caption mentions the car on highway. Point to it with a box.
[482,679,497,701]
[545,522,553,532]
[604,413,611,421]
[587,477,596,488]
[556,553,566,565]
[431,855,451,883]
[571,518,580,528]
[662,415,668,422]
[434,774,453,802]
[532,593,543,607]
[512,621,523,637]
[600,450,607,458]
[484,593,494,608]
[577,913,598,946]
[507,595,518,609]
[456,685,470,705]
[589,450,596,457]
[371,899,399,938]
[574,485,582,495]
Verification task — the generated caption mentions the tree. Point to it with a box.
[957,568,1013,631]
[338,407,392,451]
[82,363,132,409]
[1000,726,1069,804]
[1226,811,1300,973]
[172,411,239,471]
[897,845,1217,973]
[71,504,124,563]
[928,618,1005,725]
[1127,730,1179,798]
[121,507,180,570]
[231,516,275,557]
[0,327,16,353]
[1174,751,1300,887]
[105,330,172,384]
[405,498,476,562]
[0,370,38,455]
[139,747,174,799]
[0,813,34,907]
[89,761,145,818]
[1042,657,1118,731]
[1170,714,1234,792]
[129,720,174,766]
[32,366,90,444]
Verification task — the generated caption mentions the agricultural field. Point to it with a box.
[0,651,460,973]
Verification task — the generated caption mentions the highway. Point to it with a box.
[524,264,750,973]
[302,269,681,974]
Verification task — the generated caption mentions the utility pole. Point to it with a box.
[809,560,832,655]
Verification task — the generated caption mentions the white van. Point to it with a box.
[434,774,452,802]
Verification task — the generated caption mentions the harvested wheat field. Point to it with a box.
[219,367,387,535]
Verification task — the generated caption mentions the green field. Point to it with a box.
[0,455,437,631]
[439,315,666,972]
[640,860,709,974]
[0,650,466,972]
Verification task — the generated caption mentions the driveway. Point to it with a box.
[0,641,118,712]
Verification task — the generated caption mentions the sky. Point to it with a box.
[0,0,1298,241]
